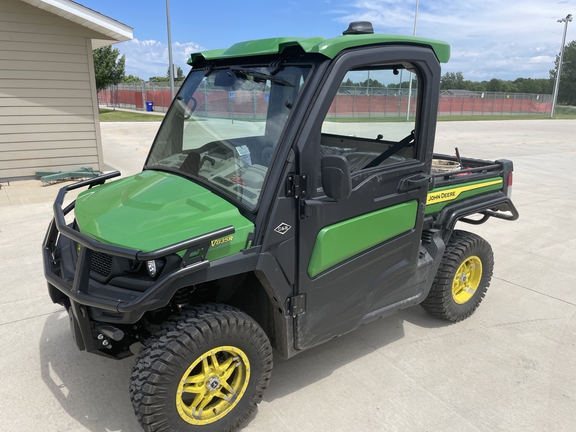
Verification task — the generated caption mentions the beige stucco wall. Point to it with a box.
[0,0,110,180]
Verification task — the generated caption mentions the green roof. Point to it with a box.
[188,33,451,65]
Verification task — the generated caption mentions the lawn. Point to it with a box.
[100,106,576,122]
[326,108,576,123]
[99,108,164,122]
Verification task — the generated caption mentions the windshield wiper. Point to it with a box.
[230,66,294,87]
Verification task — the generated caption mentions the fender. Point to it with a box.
[434,191,519,243]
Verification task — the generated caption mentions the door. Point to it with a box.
[294,46,441,350]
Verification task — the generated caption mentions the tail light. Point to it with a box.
[506,172,513,198]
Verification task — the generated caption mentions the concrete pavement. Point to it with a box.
[0,120,575,431]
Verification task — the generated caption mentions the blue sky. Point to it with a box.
[79,0,575,82]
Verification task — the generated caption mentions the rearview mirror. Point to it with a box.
[214,70,245,90]
[321,155,352,200]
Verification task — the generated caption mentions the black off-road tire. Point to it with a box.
[130,303,273,432]
[421,230,494,322]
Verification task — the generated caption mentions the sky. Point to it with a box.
[78,0,576,82]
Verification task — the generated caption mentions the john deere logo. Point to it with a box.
[211,236,233,247]
[426,179,503,206]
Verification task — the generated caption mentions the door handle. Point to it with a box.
[398,174,434,191]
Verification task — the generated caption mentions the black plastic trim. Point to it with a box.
[44,173,236,318]
[52,173,234,261]
[434,191,519,242]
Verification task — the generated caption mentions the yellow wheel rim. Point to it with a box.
[176,346,250,426]
[452,256,482,304]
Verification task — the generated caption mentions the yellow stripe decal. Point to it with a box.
[426,179,502,205]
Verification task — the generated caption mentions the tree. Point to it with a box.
[387,81,412,89]
[93,46,125,92]
[122,74,144,83]
[440,71,465,90]
[150,66,186,83]
[536,78,554,95]
[550,40,576,105]
[486,78,505,92]
[514,78,541,94]
[463,80,486,92]
[168,65,185,81]
[148,75,170,83]
[360,78,385,88]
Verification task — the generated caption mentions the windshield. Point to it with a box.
[145,64,311,210]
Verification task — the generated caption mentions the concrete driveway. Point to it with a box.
[0,119,574,431]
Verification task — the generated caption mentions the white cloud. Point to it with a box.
[112,2,571,83]
[114,38,204,80]
[337,0,572,80]
[529,55,555,63]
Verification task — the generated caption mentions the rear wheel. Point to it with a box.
[421,230,494,322]
[130,303,273,432]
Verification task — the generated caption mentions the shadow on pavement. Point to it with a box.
[39,311,140,432]
[263,305,450,402]
[39,304,449,430]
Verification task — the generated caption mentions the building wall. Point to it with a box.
[0,0,108,180]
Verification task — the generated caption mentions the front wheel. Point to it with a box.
[130,304,273,432]
[421,230,494,322]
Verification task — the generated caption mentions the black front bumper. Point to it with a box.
[43,172,234,355]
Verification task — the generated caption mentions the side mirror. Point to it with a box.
[321,155,352,200]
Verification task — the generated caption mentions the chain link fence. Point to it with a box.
[98,83,553,117]
[438,89,553,116]
[98,81,184,113]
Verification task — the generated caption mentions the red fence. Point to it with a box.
[99,84,552,117]
[438,95,552,115]
[99,88,171,111]
[327,94,417,117]
[327,93,551,116]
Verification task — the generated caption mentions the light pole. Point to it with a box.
[166,0,175,98]
[551,14,573,118]
[406,0,420,120]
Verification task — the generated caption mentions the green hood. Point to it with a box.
[75,170,254,261]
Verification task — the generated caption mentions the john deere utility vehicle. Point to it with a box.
[43,21,518,431]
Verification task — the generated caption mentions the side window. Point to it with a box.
[320,66,419,175]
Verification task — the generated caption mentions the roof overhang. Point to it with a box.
[189,34,451,66]
[19,0,133,48]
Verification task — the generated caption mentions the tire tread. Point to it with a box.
[421,230,494,322]
[130,303,273,432]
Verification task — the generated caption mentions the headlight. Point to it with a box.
[146,260,157,278]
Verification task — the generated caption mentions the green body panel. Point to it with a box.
[75,170,254,261]
[190,48,227,61]
[312,34,450,62]
[307,201,418,278]
[425,177,504,215]
[189,34,450,65]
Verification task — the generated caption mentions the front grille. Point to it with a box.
[91,251,113,276]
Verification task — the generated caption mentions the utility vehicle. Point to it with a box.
[43,21,518,432]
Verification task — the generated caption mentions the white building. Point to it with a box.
[0,0,133,180]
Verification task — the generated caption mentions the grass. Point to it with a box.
[326,111,576,123]
[324,116,409,123]
[99,108,163,122]
[99,105,576,122]
[325,114,557,123]
[553,106,576,119]
[437,114,553,121]
[438,106,576,121]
